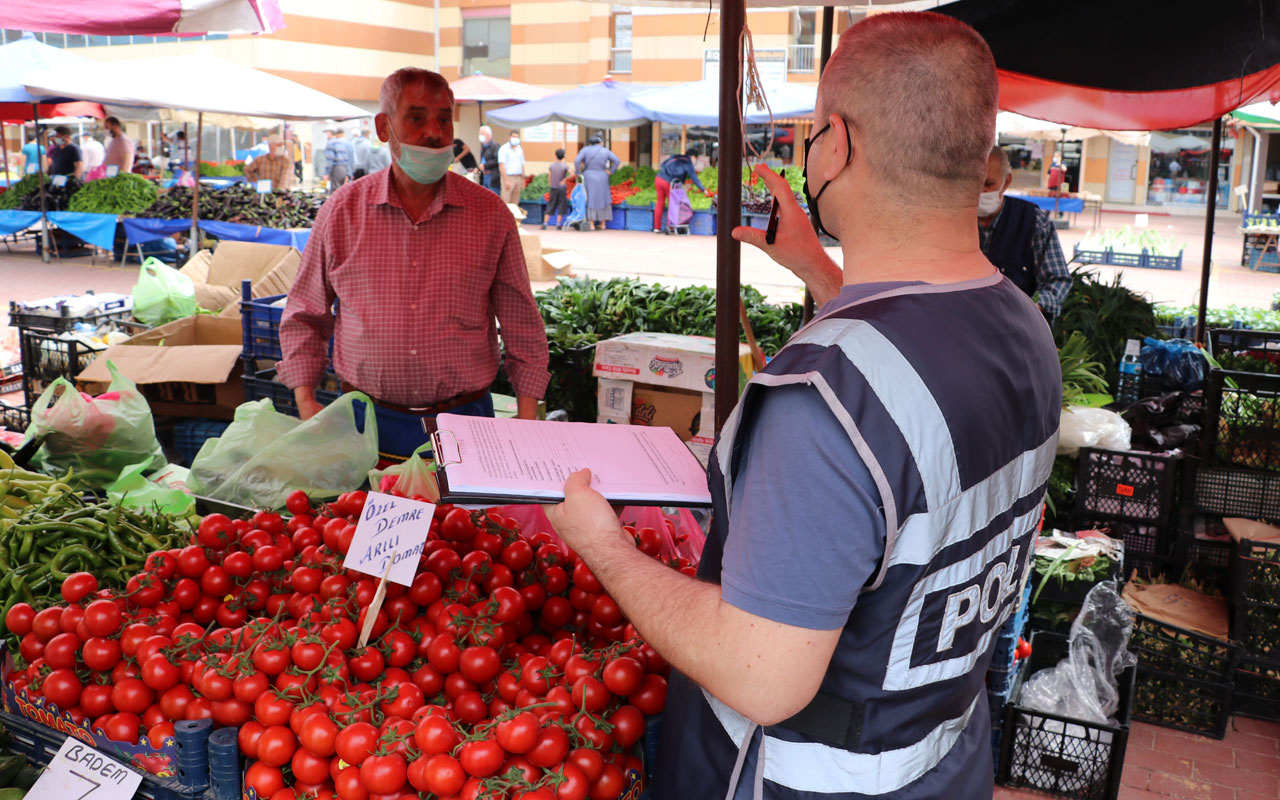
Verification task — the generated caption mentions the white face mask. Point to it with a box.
[977,190,1003,217]
[510,138,520,147]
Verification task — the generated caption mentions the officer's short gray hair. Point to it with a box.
[380,68,453,117]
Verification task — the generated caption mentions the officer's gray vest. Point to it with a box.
[652,275,1062,800]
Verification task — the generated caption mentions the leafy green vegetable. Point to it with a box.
[1054,268,1158,392]
[1079,225,1183,257]
[0,174,44,210]
[1059,331,1108,407]
[624,188,656,207]
[521,174,549,201]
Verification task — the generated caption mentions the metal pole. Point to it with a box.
[0,123,10,188]
[802,6,835,325]
[715,0,745,432]
[434,0,441,73]
[33,105,49,263]
[1195,117,1224,345]
[190,112,204,255]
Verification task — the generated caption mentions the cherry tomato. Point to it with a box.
[60,572,98,604]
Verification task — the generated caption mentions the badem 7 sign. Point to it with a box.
[341,491,434,586]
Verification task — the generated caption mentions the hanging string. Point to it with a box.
[738,22,774,161]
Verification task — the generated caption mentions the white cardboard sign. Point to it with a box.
[28,738,143,800]
[105,166,120,178]
[256,179,273,194]
[341,491,433,586]
[52,174,67,187]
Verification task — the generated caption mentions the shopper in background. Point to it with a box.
[478,126,500,192]
[286,132,304,180]
[80,133,105,176]
[170,131,191,171]
[352,127,372,179]
[366,140,392,173]
[102,116,135,176]
[574,134,620,230]
[279,67,548,462]
[452,137,478,178]
[654,147,706,233]
[21,132,42,175]
[47,126,83,178]
[543,147,572,230]
[977,146,1070,321]
[547,12,1060,800]
[324,127,353,190]
[243,134,294,191]
[497,130,526,205]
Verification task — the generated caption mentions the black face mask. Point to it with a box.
[802,121,851,241]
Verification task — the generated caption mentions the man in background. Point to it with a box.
[497,129,525,205]
[47,126,83,178]
[243,134,294,191]
[80,133,105,175]
[479,126,500,192]
[102,116,135,176]
[324,127,353,191]
[978,146,1070,321]
[352,127,372,179]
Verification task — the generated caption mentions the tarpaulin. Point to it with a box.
[3,0,283,36]
[122,217,310,250]
[0,210,117,251]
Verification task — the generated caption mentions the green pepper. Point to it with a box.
[49,544,101,581]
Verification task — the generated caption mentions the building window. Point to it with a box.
[789,9,816,72]
[611,13,632,74]
[463,17,511,77]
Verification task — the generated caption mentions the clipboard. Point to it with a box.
[423,417,713,507]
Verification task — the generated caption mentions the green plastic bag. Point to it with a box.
[107,461,195,516]
[368,443,439,501]
[132,257,196,326]
[187,394,379,509]
[27,362,166,487]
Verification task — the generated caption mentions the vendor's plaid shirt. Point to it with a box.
[243,154,294,191]
[978,202,1071,319]
[278,170,550,406]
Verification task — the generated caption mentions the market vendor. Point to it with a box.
[978,145,1071,321]
[547,12,1060,800]
[46,126,83,179]
[242,134,295,191]
[278,67,549,461]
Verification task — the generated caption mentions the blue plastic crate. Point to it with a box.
[625,205,654,231]
[239,280,335,364]
[1143,250,1183,270]
[689,210,716,236]
[174,418,231,466]
[518,201,544,225]
[242,362,340,417]
[1072,245,1110,264]
[607,205,626,230]
[743,212,770,231]
[1244,212,1280,227]
[1248,246,1280,272]
[1108,249,1144,267]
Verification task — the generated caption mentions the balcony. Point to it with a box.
[789,44,815,73]
[610,47,632,73]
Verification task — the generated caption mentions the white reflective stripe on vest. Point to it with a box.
[791,318,961,511]
[887,429,1058,568]
[702,688,982,795]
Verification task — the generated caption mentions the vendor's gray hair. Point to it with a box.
[990,145,1010,176]
[380,68,453,116]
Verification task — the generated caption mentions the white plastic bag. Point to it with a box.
[1057,406,1131,456]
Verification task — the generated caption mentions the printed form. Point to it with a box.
[433,414,712,505]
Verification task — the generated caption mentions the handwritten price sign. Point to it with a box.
[341,491,433,586]
[28,739,142,800]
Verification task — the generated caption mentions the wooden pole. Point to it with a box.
[715,0,745,432]
[0,123,10,187]
[190,112,204,257]
[680,125,687,154]
[1194,117,1224,345]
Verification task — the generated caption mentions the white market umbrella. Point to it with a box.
[626,80,816,126]
[996,111,1148,147]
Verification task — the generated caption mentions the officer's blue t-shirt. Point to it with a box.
[720,280,994,800]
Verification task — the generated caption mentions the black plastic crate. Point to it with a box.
[1185,460,1280,523]
[1123,551,1232,597]
[242,362,340,417]
[1031,546,1125,608]
[0,402,29,432]
[9,295,132,332]
[1074,519,1167,574]
[1209,327,1280,369]
[1232,653,1280,722]
[18,328,106,407]
[1129,613,1235,738]
[1232,538,1280,658]
[1202,368,1280,472]
[997,631,1135,800]
[1076,448,1178,524]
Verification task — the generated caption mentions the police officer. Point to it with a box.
[547,11,1061,800]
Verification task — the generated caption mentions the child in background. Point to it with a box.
[544,148,571,230]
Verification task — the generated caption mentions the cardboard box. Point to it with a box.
[518,230,542,279]
[179,241,300,317]
[596,378,716,467]
[593,332,755,395]
[77,316,245,420]
[530,248,579,282]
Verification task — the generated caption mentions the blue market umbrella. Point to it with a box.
[625,80,817,126]
[484,79,654,129]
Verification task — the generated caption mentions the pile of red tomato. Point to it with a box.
[3,490,694,800]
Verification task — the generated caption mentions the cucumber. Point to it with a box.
[0,786,25,800]
[12,765,38,791]
[0,755,25,787]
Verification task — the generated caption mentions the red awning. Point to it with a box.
[0,101,105,124]
[997,63,1280,131]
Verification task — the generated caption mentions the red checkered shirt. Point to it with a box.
[278,170,549,406]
